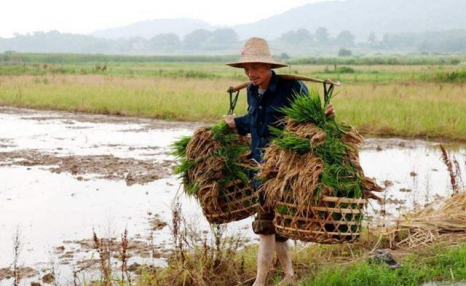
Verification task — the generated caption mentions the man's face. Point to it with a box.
[243,63,272,86]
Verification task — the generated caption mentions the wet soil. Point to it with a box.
[0,267,39,280]
[0,150,175,186]
[13,107,202,131]
[1,106,465,284]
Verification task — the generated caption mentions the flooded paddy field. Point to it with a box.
[0,107,464,284]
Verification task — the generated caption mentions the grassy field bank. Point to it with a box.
[1,61,466,83]
[139,238,466,286]
[0,73,465,141]
[98,193,466,286]
[1,54,466,141]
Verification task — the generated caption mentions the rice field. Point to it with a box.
[1,53,466,141]
[1,54,466,286]
[0,68,465,141]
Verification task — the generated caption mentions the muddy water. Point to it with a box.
[0,107,465,282]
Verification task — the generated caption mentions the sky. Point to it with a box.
[0,0,332,38]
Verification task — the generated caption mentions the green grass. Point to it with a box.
[427,70,466,83]
[289,55,466,66]
[0,58,466,141]
[2,54,466,84]
[332,83,466,140]
[0,52,239,64]
[135,234,466,286]
[1,74,465,141]
[2,52,465,66]
[301,245,466,286]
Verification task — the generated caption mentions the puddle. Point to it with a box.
[0,107,465,283]
[360,138,465,224]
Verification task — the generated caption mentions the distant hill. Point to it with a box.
[2,0,465,55]
[90,0,466,42]
[92,18,217,40]
[234,0,466,40]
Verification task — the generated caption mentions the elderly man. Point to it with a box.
[224,37,335,286]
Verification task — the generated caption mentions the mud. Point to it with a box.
[0,150,174,185]
[149,214,169,231]
[0,267,39,280]
[15,107,202,131]
[60,237,171,262]
[0,138,15,148]
[1,106,465,284]
[42,273,55,284]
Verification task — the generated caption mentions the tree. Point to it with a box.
[280,29,313,45]
[210,28,238,44]
[315,27,329,45]
[126,37,148,52]
[368,32,377,45]
[336,30,355,47]
[148,33,181,51]
[279,52,291,60]
[338,48,352,57]
[183,29,211,49]
[295,29,313,44]
[280,31,297,43]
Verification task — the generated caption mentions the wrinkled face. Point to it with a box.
[243,63,272,87]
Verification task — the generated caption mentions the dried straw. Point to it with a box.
[258,89,383,243]
[172,121,258,224]
[378,189,466,248]
[259,121,382,210]
[398,191,466,233]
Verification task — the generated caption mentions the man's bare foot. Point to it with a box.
[277,275,297,286]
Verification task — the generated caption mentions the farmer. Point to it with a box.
[224,37,335,286]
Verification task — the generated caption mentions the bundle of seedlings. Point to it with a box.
[259,88,383,244]
[172,121,258,224]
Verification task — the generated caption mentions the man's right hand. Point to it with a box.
[224,115,236,128]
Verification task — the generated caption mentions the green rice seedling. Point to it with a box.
[172,121,258,224]
[259,87,382,243]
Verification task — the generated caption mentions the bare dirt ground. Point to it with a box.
[1,107,464,284]
[0,149,175,186]
[9,107,203,130]
[0,106,203,186]
[0,267,39,281]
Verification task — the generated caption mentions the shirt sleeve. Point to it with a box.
[234,114,250,136]
[284,80,309,107]
[295,80,309,95]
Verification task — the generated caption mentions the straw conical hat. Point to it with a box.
[227,37,287,69]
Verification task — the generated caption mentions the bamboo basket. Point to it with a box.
[202,179,259,224]
[173,122,259,225]
[274,196,367,244]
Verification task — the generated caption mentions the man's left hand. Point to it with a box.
[325,103,336,118]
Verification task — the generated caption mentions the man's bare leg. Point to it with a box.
[253,234,276,286]
[276,241,296,286]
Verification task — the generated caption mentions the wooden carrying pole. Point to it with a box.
[227,74,342,93]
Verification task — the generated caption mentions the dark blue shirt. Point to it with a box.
[234,70,309,164]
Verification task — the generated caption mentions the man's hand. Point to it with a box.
[224,114,236,128]
[325,103,336,118]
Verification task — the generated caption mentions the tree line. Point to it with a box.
[1,28,465,54]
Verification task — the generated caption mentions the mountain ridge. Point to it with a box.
[92,18,217,40]
[90,0,466,41]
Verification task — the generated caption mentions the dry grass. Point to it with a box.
[0,75,465,140]
[136,189,466,286]
[333,82,466,140]
[0,75,239,121]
